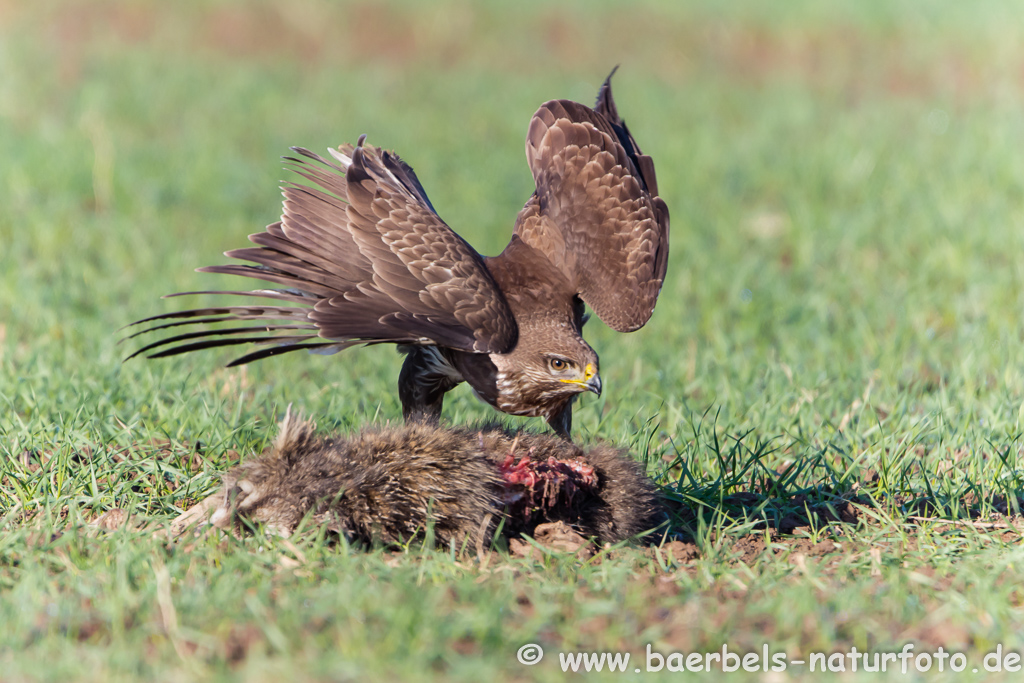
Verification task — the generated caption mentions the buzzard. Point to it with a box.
[128,70,669,438]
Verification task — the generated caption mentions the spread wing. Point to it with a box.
[126,140,518,365]
[512,70,669,333]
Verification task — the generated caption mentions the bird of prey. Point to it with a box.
[127,70,669,439]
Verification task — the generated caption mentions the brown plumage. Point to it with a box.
[202,412,664,548]
[127,70,669,439]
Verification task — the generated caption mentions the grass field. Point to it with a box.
[3,0,1024,680]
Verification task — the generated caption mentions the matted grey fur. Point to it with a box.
[203,411,663,548]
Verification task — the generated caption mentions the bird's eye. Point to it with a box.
[549,358,568,371]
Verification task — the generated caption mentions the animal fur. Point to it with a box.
[204,412,663,548]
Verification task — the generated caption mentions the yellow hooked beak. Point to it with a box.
[559,363,602,396]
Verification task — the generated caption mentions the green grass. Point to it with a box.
[4,0,1024,680]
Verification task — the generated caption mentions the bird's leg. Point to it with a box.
[398,346,461,424]
[545,398,576,441]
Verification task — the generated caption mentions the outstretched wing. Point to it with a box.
[127,140,518,365]
[512,70,669,333]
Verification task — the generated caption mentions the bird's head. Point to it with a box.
[491,326,601,418]
[519,327,602,400]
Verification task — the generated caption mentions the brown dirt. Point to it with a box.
[509,521,594,560]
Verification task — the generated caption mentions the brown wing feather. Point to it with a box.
[128,143,518,363]
[312,142,517,351]
[513,73,669,333]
